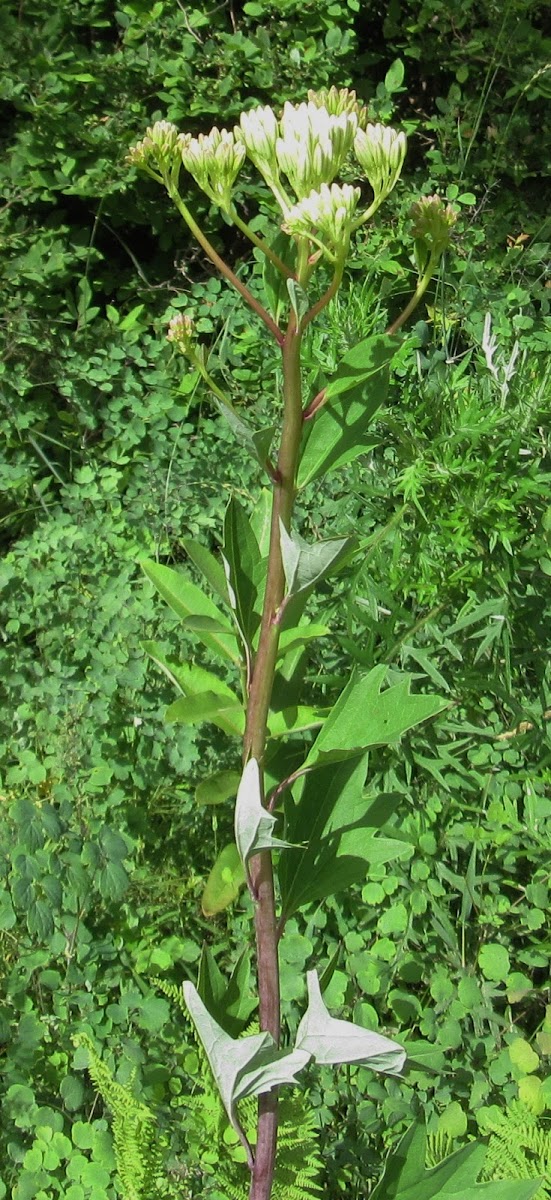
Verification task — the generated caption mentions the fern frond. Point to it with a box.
[481,1101,551,1199]
[74,1033,173,1200]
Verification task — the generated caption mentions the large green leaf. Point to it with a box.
[304,666,448,767]
[223,497,262,649]
[196,946,256,1036]
[166,692,244,737]
[369,1119,542,1200]
[141,560,240,665]
[267,704,326,738]
[195,769,241,806]
[297,335,398,489]
[181,537,230,607]
[279,757,409,917]
[325,333,398,400]
[201,844,246,917]
[295,971,405,1073]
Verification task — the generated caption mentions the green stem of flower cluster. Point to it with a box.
[169,186,285,344]
[386,249,440,335]
[230,206,294,279]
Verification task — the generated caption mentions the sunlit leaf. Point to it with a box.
[295,971,405,1073]
[201,844,246,916]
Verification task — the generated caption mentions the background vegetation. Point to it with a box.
[1,0,549,1197]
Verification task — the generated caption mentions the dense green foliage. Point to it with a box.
[1,0,550,1197]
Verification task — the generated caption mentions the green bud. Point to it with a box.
[410,194,457,253]
[180,127,245,212]
[127,121,182,186]
[283,182,361,257]
[354,123,407,202]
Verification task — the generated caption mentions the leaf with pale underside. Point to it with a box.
[295,970,405,1074]
[279,523,355,598]
[182,982,310,1140]
[234,759,297,867]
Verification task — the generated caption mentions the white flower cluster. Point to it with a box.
[354,123,407,203]
[180,127,246,212]
[284,183,361,256]
[128,92,408,258]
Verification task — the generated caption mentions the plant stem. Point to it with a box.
[168,187,284,344]
[244,308,304,1200]
[229,206,295,279]
[386,250,440,335]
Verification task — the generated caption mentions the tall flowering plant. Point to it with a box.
[127,89,456,1200]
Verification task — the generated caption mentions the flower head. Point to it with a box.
[180,127,245,212]
[354,123,407,203]
[127,121,181,185]
[276,101,358,201]
[236,106,279,180]
[167,312,195,356]
[410,194,457,252]
[308,86,368,130]
[283,182,361,258]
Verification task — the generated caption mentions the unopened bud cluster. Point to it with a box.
[167,313,195,355]
[284,184,361,256]
[410,194,457,252]
[128,88,409,258]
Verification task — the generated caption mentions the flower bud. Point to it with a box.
[180,127,245,212]
[354,123,407,202]
[276,101,358,200]
[283,182,361,256]
[167,312,195,355]
[308,86,368,130]
[237,105,279,172]
[127,121,181,184]
[410,194,457,252]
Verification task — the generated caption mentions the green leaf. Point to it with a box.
[276,623,331,659]
[141,560,240,664]
[181,537,230,606]
[267,704,325,738]
[249,488,272,557]
[279,523,355,598]
[280,757,409,916]
[182,982,310,1141]
[212,399,275,471]
[197,946,256,1036]
[223,497,262,648]
[478,943,510,982]
[262,230,296,321]
[298,366,391,489]
[195,769,241,806]
[287,278,310,324]
[324,334,398,400]
[384,58,405,92]
[295,971,405,1073]
[167,692,244,737]
[201,844,246,916]
[369,1118,542,1200]
[304,666,448,767]
[234,759,296,866]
